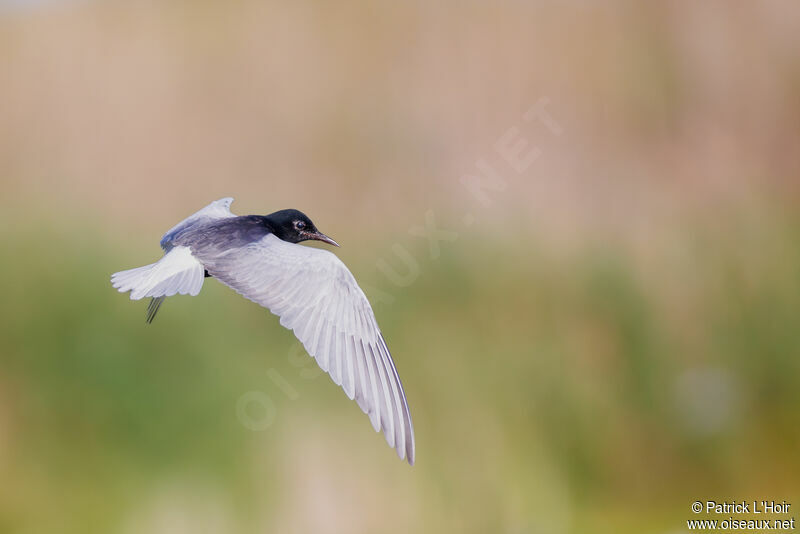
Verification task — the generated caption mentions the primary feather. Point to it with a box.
[193,234,415,464]
[110,197,415,464]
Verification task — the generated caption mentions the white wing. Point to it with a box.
[160,197,236,250]
[200,234,415,464]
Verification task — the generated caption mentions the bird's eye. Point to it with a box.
[295,221,306,230]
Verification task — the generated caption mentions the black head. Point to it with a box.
[264,209,339,247]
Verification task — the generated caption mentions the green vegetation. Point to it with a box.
[1,1,798,531]
[1,211,797,533]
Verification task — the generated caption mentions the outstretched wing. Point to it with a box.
[198,234,415,464]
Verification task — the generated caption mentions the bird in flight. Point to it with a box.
[111,197,415,464]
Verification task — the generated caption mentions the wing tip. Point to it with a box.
[393,439,415,466]
[395,422,416,465]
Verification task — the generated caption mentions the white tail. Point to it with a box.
[111,246,205,300]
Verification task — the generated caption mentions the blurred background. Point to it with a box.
[1,1,799,532]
